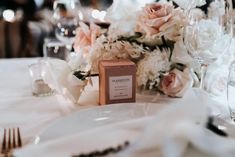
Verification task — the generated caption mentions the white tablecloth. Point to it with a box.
[0,58,167,145]
[0,58,100,145]
[0,58,231,152]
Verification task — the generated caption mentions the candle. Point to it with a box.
[32,79,53,96]
[99,59,136,105]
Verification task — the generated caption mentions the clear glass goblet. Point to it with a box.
[183,0,233,91]
[53,0,82,59]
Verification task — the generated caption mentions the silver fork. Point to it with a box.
[1,128,22,157]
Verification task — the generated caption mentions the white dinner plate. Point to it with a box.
[35,102,166,144]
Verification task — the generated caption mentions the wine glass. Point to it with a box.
[53,0,81,58]
[184,0,233,90]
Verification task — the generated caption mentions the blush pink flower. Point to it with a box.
[136,2,185,40]
[73,22,102,56]
[161,69,193,97]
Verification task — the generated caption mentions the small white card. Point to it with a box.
[109,75,132,100]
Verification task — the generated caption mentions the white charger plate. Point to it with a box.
[35,102,166,144]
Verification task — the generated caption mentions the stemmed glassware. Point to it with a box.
[53,0,82,59]
[227,61,235,121]
[183,0,233,91]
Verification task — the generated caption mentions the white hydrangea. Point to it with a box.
[88,36,149,73]
[137,48,170,89]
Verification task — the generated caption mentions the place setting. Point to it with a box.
[2,0,235,157]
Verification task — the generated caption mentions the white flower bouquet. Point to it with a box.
[70,0,233,99]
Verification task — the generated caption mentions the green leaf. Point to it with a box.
[170,63,186,71]
[73,71,87,80]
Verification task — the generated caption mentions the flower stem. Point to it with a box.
[200,64,208,90]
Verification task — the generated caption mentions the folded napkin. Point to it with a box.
[41,55,89,104]
[14,90,235,157]
[118,90,235,157]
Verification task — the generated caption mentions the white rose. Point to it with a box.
[185,19,224,62]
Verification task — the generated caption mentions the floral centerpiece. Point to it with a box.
[46,0,234,103]
[73,0,200,98]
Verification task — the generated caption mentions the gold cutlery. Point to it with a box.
[1,128,22,157]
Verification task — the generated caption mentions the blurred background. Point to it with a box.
[0,0,113,58]
[0,0,234,58]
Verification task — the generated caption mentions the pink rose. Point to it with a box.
[136,3,185,39]
[73,22,101,56]
[161,69,193,97]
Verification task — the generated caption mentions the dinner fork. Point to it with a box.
[1,128,22,157]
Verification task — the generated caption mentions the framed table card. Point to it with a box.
[99,59,136,105]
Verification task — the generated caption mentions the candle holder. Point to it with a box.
[28,62,55,97]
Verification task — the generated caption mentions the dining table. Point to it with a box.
[0,57,234,157]
[0,58,97,142]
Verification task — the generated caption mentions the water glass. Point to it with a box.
[43,38,68,60]
[227,62,235,121]
[28,62,54,97]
